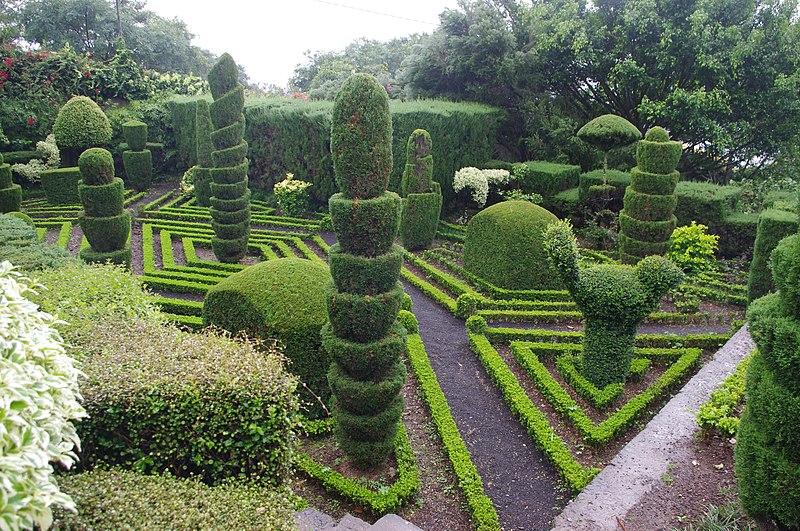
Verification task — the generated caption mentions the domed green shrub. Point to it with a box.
[619,127,682,264]
[0,152,21,214]
[121,120,152,192]
[194,100,215,206]
[203,257,332,418]
[53,96,112,167]
[325,73,406,468]
[77,148,131,267]
[399,129,442,251]
[208,53,250,263]
[464,200,561,291]
[737,224,800,527]
[544,220,683,387]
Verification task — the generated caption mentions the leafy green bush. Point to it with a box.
[0,262,86,530]
[122,120,148,151]
[274,172,312,216]
[194,99,215,205]
[667,221,719,275]
[675,181,742,228]
[0,156,21,213]
[747,208,797,302]
[53,96,112,166]
[578,169,630,204]
[0,215,76,269]
[464,200,561,291]
[203,257,332,417]
[53,469,297,530]
[697,352,752,436]
[400,129,442,250]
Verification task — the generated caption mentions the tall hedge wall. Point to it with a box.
[171,97,503,209]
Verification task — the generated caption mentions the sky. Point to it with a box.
[145,0,462,88]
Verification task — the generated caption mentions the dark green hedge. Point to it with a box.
[622,189,677,221]
[327,282,405,343]
[619,212,677,242]
[0,180,21,214]
[41,167,82,205]
[321,321,406,380]
[513,160,581,198]
[675,181,741,228]
[747,208,798,302]
[169,97,202,167]
[79,211,131,252]
[328,359,407,416]
[122,120,148,151]
[79,245,131,267]
[578,169,630,203]
[328,243,403,295]
[1,150,40,165]
[714,212,759,258]
[400,189,442,251]
[122,149,152,192]
[629,168,679,196]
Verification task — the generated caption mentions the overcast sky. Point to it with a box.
[145,0,461,88]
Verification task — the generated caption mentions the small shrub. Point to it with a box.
[453,166,510,207]
[274,172,312,216]
[180,165,197,196]
[10,134,60,184]
[667,221,720,275]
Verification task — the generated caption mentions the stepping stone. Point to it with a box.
[333,513,371,531]
[372,514,424,530]
[295,507,336,530]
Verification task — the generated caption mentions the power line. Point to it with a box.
[307,0,437,25]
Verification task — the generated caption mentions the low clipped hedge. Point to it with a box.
[76,317,301,485]
[41,167,82,205]
[697,352,752,436]
[578,169,630,203]
[675,181,741,228]
[512,161,580,198]
[747,208,797,302]
[52,469,296,530]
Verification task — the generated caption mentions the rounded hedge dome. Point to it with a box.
[53,96,112,150]
[203,257,332,416]
[464,200,561,290]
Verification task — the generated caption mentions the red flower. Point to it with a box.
[0,71,8,80]
[95,88,100,94]
[4,58,12,67]
[84,71,91,77]
[27,117,35,126]
[26,52,32,58]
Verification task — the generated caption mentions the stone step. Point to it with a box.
[294,509,424,531]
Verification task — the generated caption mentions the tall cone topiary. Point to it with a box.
[121,120,153,192]
[0,152,22,213]
[194,99,215,207]
[208,53,250,263]
[399,129,442,250]
[619,126,682,264]
[324,73,407,468]
[77,148,132,266]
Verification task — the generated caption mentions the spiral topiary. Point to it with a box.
[77,148,131,267]
[0,152,22,214]
[53,96,112,167]
[399,129,442,250]
[619,126,682,264]
[121,120,152,192]
[208,53,250,263]
[325,73,406,468]
[737,218,800,526]
[194,99,215,207]
[544,220,683,387]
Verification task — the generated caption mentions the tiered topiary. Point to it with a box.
[619,126,682,264]
[544,220,683,387]
[737,221,800,527]
[208,53,250,263]
[399,129,442,250]
[121,120,152,192]
[194,99,215,207]
[52,96,112,168]
[464,200,561,290]
[202,257,332,418]
[77,148,132,266]
[0,152,22,213]
[324,73,407,468]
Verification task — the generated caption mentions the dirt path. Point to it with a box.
[402,280,568,530]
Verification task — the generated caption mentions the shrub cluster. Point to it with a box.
[619,127,681,264]
[274,172,312,216]
[544,220,683,386]
[121,120,153,192]
[400,129,442,250]
[10,134,60,184]
[0,151,22,213]
[77,147,132,266]
[747,208,797,302]
[578,169,630,210]
[737,227,800,527]
[453,166,510,207]
[697,352,752,437]
[326,73,407,468]
[208,54,250,262]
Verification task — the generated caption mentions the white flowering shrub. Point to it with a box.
[453,167,511,207]
[0,261,86,530]
[180,165,197,197]
[11,135,61,184]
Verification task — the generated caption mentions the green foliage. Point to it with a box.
[0,164,21,212]
[195,100,215,168]
[400,187,443,251]
[675,181,742,228]
[697,352,752,436]
[400,128,434,196]
[41,167,82,205]
[578,169,630,203]
[122,149,153,192]
[78,147,115,185]
[273,172,312,216]
[79,211,130,252]
[203,258,331,417]
[0,217,75,270]
[667,222,720,275]
[79,178,124,217]
[327,282,405,343]
[122,120,148,151]
[464,201,561,290]
[53,96,112,164]
[329,192,402,257]
[511,161,581,198]
[636,134,683,175]
[328,243,403,295]
[4,211,34,227]
[53,469,296,530]
[331,73,393,199]
[170,98,200,167]
[321,322,406,380]
[208,53,239,100]
[629,168,679,196]
[577,114,641,153]
[747,209,797,302]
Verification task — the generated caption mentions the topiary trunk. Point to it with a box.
[324,73,406,468]
[207,53,250,263]
[619,126,681,264]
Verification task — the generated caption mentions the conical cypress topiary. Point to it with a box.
[208,53,250,263]
[325,73,406,468]
[399,129,442,250]
[619,126,682,264]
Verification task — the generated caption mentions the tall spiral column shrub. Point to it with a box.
[194,99,215,207]
[399,128,442,250]
[121,120,153,192]
[77,148,132,266]
[0,152,22,213]
[324,73,407,468]
[736,223,800,527]
[619,127,682,264]
[208,53,250,263]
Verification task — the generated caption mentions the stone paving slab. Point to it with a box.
[553,325,755,530]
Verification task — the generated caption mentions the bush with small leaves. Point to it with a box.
[194,99,215,206]
[667,221,719,275]
[400,129,442,250]
[577,114,641,184]
[53,96,112,167]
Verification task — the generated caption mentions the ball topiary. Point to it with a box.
[78,148,115,186]
[203,257,332,417]
[53,96,112,167]
[464,200,561,291]
[544,220,683,387]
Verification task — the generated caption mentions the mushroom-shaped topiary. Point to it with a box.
[577,114,641,184]
[77,148,131,267]
[0,151,22,214]
[544,220,683,387]
[53,96,112,167]
[399,129,442,250]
